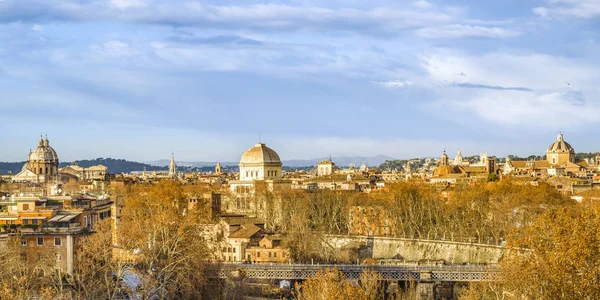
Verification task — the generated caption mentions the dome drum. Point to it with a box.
[239,143,282,181]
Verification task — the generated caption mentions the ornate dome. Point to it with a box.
[28,136,59,162]
[433,150,456,176]
[239,143,282,166]
[547,132,574,154]
[433,165,456,176]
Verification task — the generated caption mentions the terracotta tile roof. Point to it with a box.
[229,224,262,239]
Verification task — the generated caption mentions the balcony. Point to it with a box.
[1,222,85,234]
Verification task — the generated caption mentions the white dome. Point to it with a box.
[29,137,59,162]
[239,143,282,166]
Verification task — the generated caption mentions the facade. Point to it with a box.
[60,164,108,181]
[217,217,266,262]
[317,159,335,177]
[246,235,289,263]
[228,143,289,217]
[13,136,59,183]
[546,132,575,165]
[0,194,113,274]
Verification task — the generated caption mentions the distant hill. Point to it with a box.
[0,162,26,175]
[0,158,167,175]
[146,155,396,168]
[62,158,168,174]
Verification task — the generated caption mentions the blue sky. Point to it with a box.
[1,0,600,162]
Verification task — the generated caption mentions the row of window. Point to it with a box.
[244,170,279,178]
[222,247,237,253]
[22,237,62,247]
[255,251,285,258]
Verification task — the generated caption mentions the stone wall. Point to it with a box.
[325,235,505,265]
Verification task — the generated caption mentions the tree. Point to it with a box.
[461,201,600,299]
[118,180,212,299]
[69,219,129,299]
[0,235,59,299]
[294,268,367,300]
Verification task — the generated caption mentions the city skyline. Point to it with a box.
[2,0,600,161]
[0,131,593,164]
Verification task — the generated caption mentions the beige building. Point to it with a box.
[238,143,282,181]
[546,132,575,165]
[246,235,289,263]
[60,164,108,181]
[13,136,59,183]
[228,143,289,216]
[317,159,335,177]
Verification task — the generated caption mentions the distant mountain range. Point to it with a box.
[0,158,168,175]
[0,155,397,175]
[146,155,396,168]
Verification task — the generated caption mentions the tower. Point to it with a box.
[169,152,177,179]
[215,162,222,174]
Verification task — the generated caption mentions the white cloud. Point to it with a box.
[422,51,600,128]
[111,0,147,10]
[421,51,597,90]
[372,80,414,88]
[416,24,521,39]
[91,40,136,56]
[0,1,456,34]
[534,0,600,19]
[413,0,433,9]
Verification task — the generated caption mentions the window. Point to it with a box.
[54,237,61,246]
[268,252,272,258]
[23,219,29,225]
[257,252,260,258]
[23,204,29,210]
[233,248,236,253]
[32,219,38,225]
[274,252,277,258]
[37,237,44,246]
[21,239,27,246]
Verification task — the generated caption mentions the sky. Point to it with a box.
[1,0,600,162]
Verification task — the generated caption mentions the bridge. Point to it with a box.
[216,263,498,282]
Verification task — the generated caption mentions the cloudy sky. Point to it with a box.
[1,0,600,162]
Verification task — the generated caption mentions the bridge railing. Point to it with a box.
[217,263,497,272]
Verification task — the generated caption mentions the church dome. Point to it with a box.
[547,132,574,154]
[28,136,59,162]
[433,165,456,176]
[239,143,282,166]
